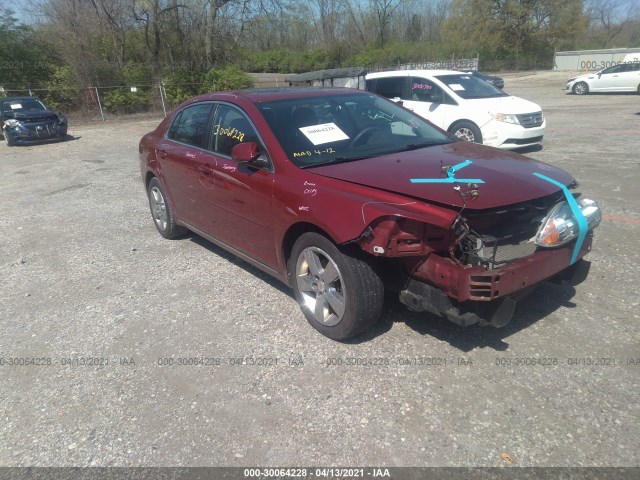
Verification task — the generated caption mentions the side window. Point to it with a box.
[410,77,450,104]
[210,104,259,157]
[410,77,438,102]
[371,77,407,99]
[602,65,623,75]
[167,111,182,139]
[167,103,213,148]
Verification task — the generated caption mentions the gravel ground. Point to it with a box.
[0,71,639,469]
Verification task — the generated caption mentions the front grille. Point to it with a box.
[456,192,565,269]
[465,232,538,268]
[516,111,543,128]
[21,121,59,139]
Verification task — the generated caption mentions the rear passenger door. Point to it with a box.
[618,63,640,91]
[590,65,625,92]
[158,102,214,226]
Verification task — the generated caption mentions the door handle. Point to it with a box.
[198,165,213,175]
[157,149,168,159]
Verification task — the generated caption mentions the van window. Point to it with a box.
[369,77,406,99]
[409,77,455,104]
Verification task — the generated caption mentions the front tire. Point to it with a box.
[147,177,186,239]
[450,121,482,144]
[289,232,384,340]
[3,130,15,146]
[573,81,589,95]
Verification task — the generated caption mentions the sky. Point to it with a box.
[9,0,36,24]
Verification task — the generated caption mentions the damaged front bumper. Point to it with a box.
[3,123,67,144]
[399,233,593,327]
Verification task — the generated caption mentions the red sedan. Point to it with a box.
[139,88,601,340]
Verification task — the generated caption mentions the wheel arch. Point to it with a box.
[447,118,480,133]
[281,222,336,277]
[145,171,156,189]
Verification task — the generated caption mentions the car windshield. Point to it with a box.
[436,74,508,99]
[256,92,453,168]
[2,98,47,114]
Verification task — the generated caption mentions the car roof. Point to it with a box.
[367,69,464,78]
[189,87,369,105]
[0,96,42,103]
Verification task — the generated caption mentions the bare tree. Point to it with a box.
[371,0,401,47]
[587,0,640,47]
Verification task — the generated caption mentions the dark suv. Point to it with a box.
[1,96,68,146]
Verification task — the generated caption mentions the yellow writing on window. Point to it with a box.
[292,147,336,158]
[214,124,245,143]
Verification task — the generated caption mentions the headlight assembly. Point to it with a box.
[4,119,20,128]
[489,112,520,125]
[535,198,601,248]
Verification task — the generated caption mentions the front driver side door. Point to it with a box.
[201,103,277,267]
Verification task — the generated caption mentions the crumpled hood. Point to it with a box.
[308,141,574,210]
[11,110,59,121]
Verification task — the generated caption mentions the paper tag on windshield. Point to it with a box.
[299,123,349,145]
[10,103,22,109]
[449,84,465,91]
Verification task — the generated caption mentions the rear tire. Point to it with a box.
[450,121,483,144]
[573,82,589,95]
[147,177,187,239]
[289,232,384,340]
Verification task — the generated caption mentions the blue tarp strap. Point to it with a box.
[410,159,485,184]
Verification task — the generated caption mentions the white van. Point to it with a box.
[366,70,545,149]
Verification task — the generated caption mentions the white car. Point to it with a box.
[566,62,640,95]
[366,70,545,149]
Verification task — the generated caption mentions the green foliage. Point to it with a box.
[162,68,203,106]
[7,0,633,113]
[42,66,82,111]
[0,7,56,87]
[243,50,293,73]
[346,42,453,68]
[442,0,589,70]
[123,64,153,86]
[201,66,254,92]
[102,88,150,113]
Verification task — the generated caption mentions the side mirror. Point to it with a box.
[231,142,270,169]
